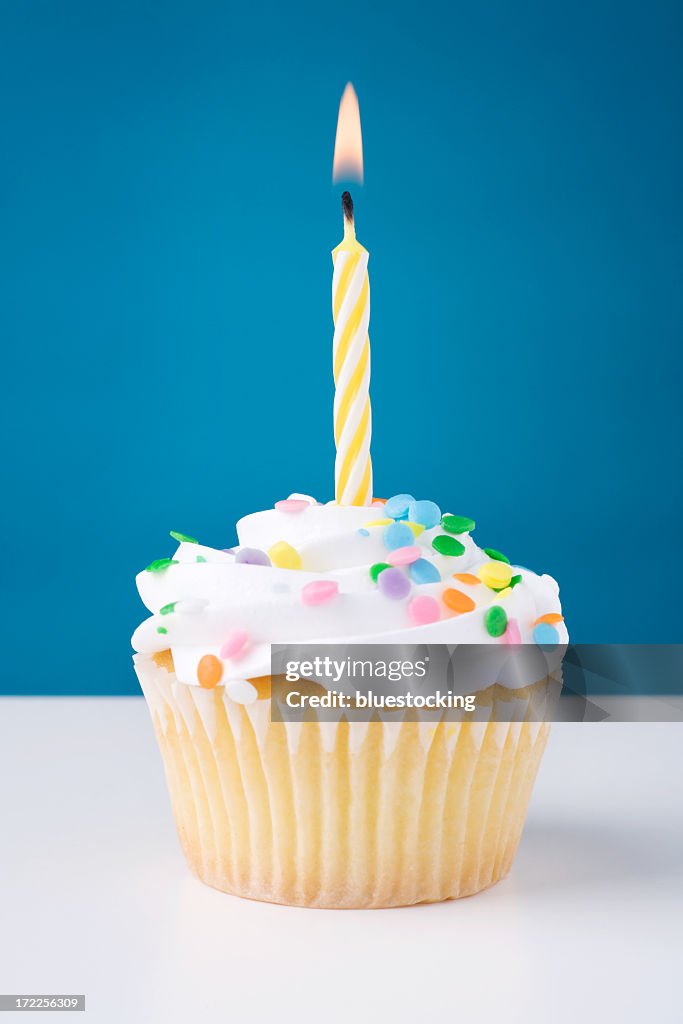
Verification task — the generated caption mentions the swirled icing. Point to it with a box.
[131,494,566,692]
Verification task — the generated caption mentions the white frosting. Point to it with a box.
[131,495,567,693]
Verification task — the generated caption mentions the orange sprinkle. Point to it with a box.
[197,654,223,689]
[453,573,481,585]
[442,588,476,614]
[533,613,564,626]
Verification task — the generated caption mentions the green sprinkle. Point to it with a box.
[370,562,391,582]
[510,574,522,588]
[484,548,510,564]
[432,534,465,557]
[145,558,178,573]
[160,602,177,616]
[441,514,475,535]
[156,626,168,635]
[170,530,198,544]
[485,605,508,638]
[196,555,207,563]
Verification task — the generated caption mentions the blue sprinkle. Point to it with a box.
[408,499,441,529]
[384,493,415,520]
[383,521,415,550]
[409,558,442,585]
[533,623,560,650]
[357,528,370,537]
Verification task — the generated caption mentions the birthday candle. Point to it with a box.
[332,191,372,506]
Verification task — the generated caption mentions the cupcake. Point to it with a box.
[132,492,566,908]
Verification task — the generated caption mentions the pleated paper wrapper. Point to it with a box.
[135,652,560,908]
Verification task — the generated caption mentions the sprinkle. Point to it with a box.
[408,595,441,625]
[156,626,168,635]
[145,558,178,573]
[478,561,513,590]
[407,499,441,529]
[432,535,465,557]
[510,574,522,588]
[268,541,302,570]
[159,602,177,616]
[275,499,309,514]
[235,547,271,567]
[357,528,370,537]
[453,573,481,585]
[533,623,560,650]
[371,499,386,508]
[223,548,235,554]
[496,587,513,599]
[370,562,391,583]
[384,522,415,551]
[301,580,339,606]
[403,521,426,538]
[409,558,441,584]
[196,555,207,563]
[226,679,258,705]
[484,547,510,564]
[384,493,415,520]
[170,531,198,544]
[387,545,421,567]
[197,654,223,689]
[533,612,564,626]
[365,518,393,527]
[502,618,521,645]
[485,605,508,638]
[442,588,476,614]
[441,514,475,535]
[220,630,249,659]
[377,567,411,600]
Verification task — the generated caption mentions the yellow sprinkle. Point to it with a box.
[268,541,302,570]
[478,561,513,590]
[496,586,513,599]
[364,518,393,527]
[404,521,426,537]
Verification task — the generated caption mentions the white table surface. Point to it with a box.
[0,698,681,1024]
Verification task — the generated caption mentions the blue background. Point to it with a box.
[2,0,681,694]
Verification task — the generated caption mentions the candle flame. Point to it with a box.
[333,83,364,184]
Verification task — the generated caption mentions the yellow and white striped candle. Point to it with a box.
[332,193,372,506]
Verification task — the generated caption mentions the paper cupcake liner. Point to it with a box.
[135,652,555,909]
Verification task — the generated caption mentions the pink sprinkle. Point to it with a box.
[502,618,521,645]
[388,545,421,567]
[408,595,441,626]
[220,630,249,659]
[275,499,309,514]
[372,500,386,508]
[301,580,339,606]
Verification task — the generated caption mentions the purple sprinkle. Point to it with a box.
[377,567,411,600]
[235,547,271,567]
[222,547,235,554]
